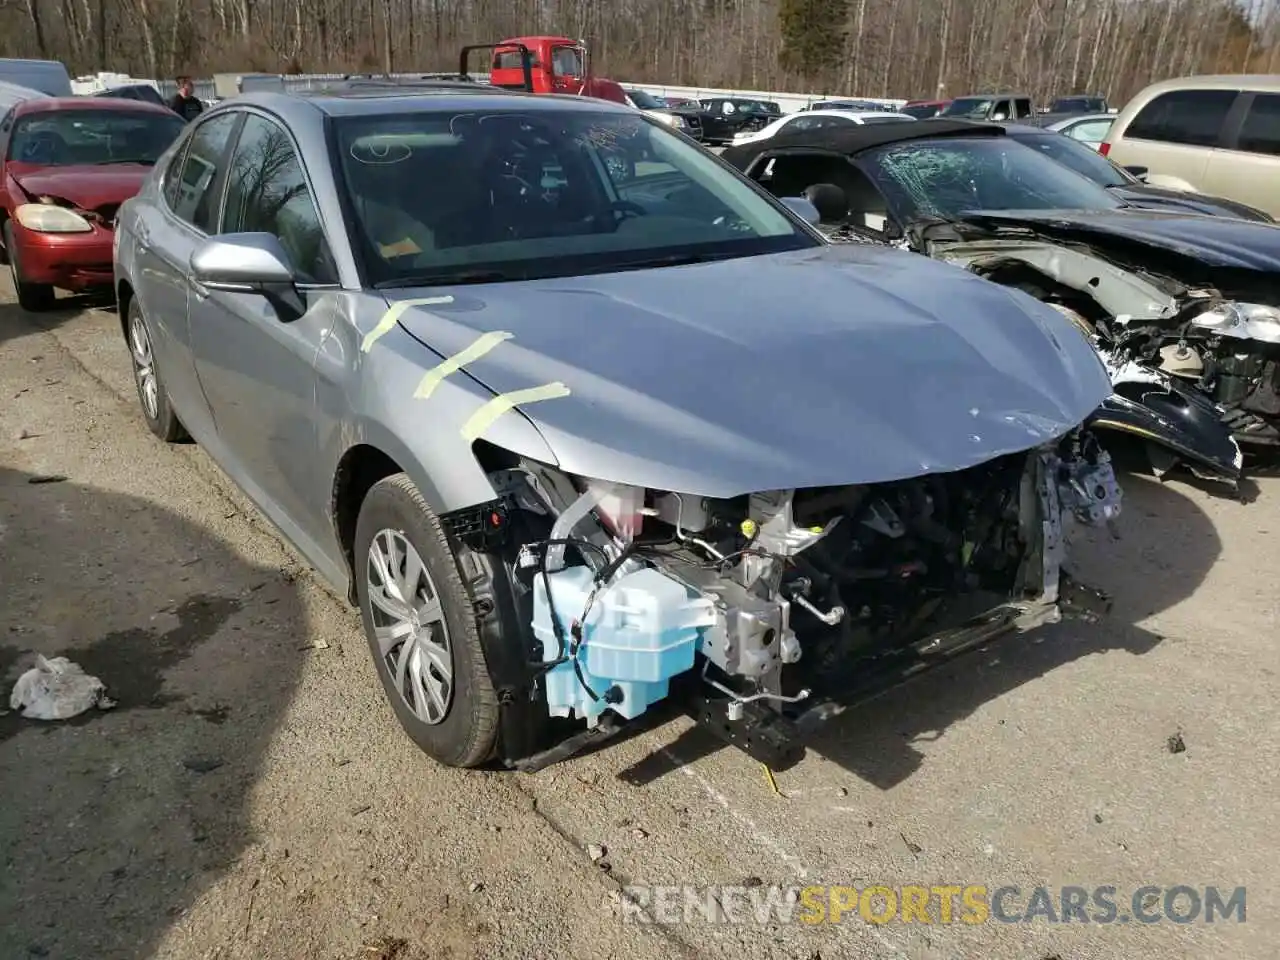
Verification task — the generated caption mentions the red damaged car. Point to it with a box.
[0,97,185,310]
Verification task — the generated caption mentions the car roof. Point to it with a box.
[726,118,1003,158]
[1133,74,1280,95]
[234,86,634,119]
[12,95,178,117]
[952,92,1030,100]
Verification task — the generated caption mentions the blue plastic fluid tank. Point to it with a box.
[531,564,717,725]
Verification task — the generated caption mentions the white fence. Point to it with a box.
[82,71,902,114]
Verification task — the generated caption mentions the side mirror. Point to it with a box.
[190,232,296,290]
[189,232,305,321]
[803,182,849,223]
[780,196,821,226]
[1123,164,1149,181]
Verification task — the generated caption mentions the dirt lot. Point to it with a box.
[1,277,1277,960]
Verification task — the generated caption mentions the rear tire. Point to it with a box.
[4,222,55,312]
[126,297,187,442]
[354,474,501,768]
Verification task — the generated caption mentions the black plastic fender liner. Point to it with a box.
[442,498,551,764]
[1087,381,1242,485]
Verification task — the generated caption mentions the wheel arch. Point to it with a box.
[329,435,516,606]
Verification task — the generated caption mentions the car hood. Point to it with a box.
[954,208,1280,272]
[389,245,1111,498]
[1107,185,1273,223]
[7,163,152,209]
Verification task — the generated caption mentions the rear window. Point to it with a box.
[1124,89,1237,147]
[8,108,185,166]
[1236,93,1280,156]
[493,50,540,70]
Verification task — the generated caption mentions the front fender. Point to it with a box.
[353,323,561,514]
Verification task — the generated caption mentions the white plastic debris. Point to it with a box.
[9,655,115,720]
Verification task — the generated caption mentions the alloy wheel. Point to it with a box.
[129,311,160,421]
[366,528,454,725]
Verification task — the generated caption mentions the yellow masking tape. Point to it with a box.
[461,382,571,442]
[360,296,456,353]
[413,330,514,400]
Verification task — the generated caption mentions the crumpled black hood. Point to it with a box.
[955,209,1280,273]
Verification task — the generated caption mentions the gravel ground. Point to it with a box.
[1,278,1277,960]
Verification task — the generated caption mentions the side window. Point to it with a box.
[1236,93,1280,156]
[1014,99,1033,118]
[221,114,335,283]
[786,116,819,133]
[162,139,191,209]
[171,113,239,232]
[1124,89,1237,147]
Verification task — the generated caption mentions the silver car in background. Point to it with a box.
[112,84,1120,773]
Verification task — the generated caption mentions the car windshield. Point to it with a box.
[940,97,1000,118]
[8,108,185,165]
[628,89,664,110]
[857,136,1126,222]
[1015,132,1131,188]
[333,109,816,288]
[901,103,941,118]
[102,84,167,106]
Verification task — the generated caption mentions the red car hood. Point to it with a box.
[7,163,151,210]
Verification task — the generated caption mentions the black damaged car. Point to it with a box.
[720,119,1280,487]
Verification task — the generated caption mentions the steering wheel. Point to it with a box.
[610,200,647,221]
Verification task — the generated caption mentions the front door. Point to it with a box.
[188,111,340,546]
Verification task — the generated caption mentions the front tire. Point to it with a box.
[4,222,55,312]
[354,474,500,767]
[126,297,187,442]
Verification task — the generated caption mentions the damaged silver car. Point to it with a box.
[113,87,1121,770]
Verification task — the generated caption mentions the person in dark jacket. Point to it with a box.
[169,76,204,122]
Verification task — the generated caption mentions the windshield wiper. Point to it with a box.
[97,158,156,165]
[610,252,738,271]
[372,269,514,290]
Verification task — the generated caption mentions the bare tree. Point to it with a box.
[1,0,1275,104]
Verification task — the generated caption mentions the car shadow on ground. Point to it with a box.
[616,472,1219,789]
[0,290,114,346]
[0,466,306,960]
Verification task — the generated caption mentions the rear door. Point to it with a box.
[188,110,341,546]
[129,110,241,444]
[1109,88,1238,189]
[1202,91,1280,218]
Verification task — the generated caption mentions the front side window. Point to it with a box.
[858,136,1125,222]
[170,112,239,232]
[1018,133,1128,187]
[222,114,334,283]
[333,109,815,288]
[1236,93,1280,156]
[7,108,185,166]
[550,46,583,77]
[1124,89,1237,147]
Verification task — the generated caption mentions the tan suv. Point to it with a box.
[1101,75,1280,217]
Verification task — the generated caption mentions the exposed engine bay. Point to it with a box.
[480,430,1121,769]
